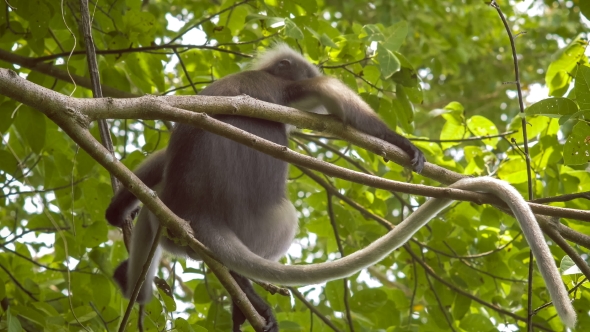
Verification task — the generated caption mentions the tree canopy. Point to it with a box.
[1,0,590,331]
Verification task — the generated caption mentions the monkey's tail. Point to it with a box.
[202,177,576,328]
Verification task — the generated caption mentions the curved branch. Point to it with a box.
[0,68,589,226]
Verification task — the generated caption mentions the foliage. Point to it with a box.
[0,0,589,331]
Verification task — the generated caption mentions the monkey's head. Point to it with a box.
[250,44,321,81]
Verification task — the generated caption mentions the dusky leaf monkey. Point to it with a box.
[107,45,575,330]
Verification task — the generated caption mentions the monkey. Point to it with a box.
[106,45,576,330]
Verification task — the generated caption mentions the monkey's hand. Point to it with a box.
[105,197,140,227]
[105,202,126,227]
[384,134,425,173]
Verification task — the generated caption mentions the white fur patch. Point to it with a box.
[249,43,321,76]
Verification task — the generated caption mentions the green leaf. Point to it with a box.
[394,84,414,132]
[545,36,587,96]
[459,313,495,332]
[560,256,582,275]
[443,101,464,112]
[7,308,22,332]
[174,317,205,332]
[497,158,529,184]
[0,101,16,132]
[66,306,97,324]
[90,274,111,309]
[525,98,578,118]
[13,105,46,153]
[383,21,408,52]
[245,14,283,25]
[440,114,467,149]
[124,10,156,44]
[350,288,387,313]
[155,276,177,312]
[324,281,345,311]
[376,43,400,79]
[466,115,499,148]
[284,18,304,40]
[378,97,396,129]
[575,64,590,110]
[0,149,21,178]
[81,220,108,248]
[563,122,590,165]
[11,305,46,327]
[361,24,385,41]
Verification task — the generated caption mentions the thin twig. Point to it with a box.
[118,226,163,332]
[531,191,590,204]
[326,193,355,332]
[489,2,535,327]
[289,287,343,332]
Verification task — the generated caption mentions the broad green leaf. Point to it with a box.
[378,97,396,129]
[466,115,499,148]
[155,276,177,312]
[324,281,345,311]
[376,43,400,79]
[383,21,408,52]
[440,111,467,149]
[245,14,283,25]
[7,308,22,332]
[66,306,96,324]
[13,105,46,153]
[394,84,414,132]
[464,146,485,175]
[361,24,385,41]
[497,158,529,184]
[563,122,590,165]
[11,305,46,327]
[545,36,587,96]
[560,256,582,275]
[0,149,21,178]
[575,64,590,110]
[221,4,249,35]
[525,98,578,118]
[124,10,156,45]
[350,288,387,313]
[284,18,304,40]
[20,0,51,39]
[81,220,108,248]
[560,109,590,125]
[0,101,16,132]
[507,116,549,144]
[90,274,111,309]
[459,313,495,332]
[193,282,212,304]
[444,101,464,112]
[305,26,338,47]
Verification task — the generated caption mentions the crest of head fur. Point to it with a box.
[249,43,321,76]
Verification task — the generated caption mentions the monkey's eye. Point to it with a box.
[278,59,291,68]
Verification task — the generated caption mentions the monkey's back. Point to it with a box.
[160,71,296,259]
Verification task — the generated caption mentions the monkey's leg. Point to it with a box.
[229,271,278,332]
[114,207,162,304]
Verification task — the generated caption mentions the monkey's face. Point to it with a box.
[266,57,320,81]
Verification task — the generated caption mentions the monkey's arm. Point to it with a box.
[286,76,425,173]
[106,149,167,227]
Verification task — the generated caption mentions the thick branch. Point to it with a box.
[0,48,137,98]
[0,68,589,225]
